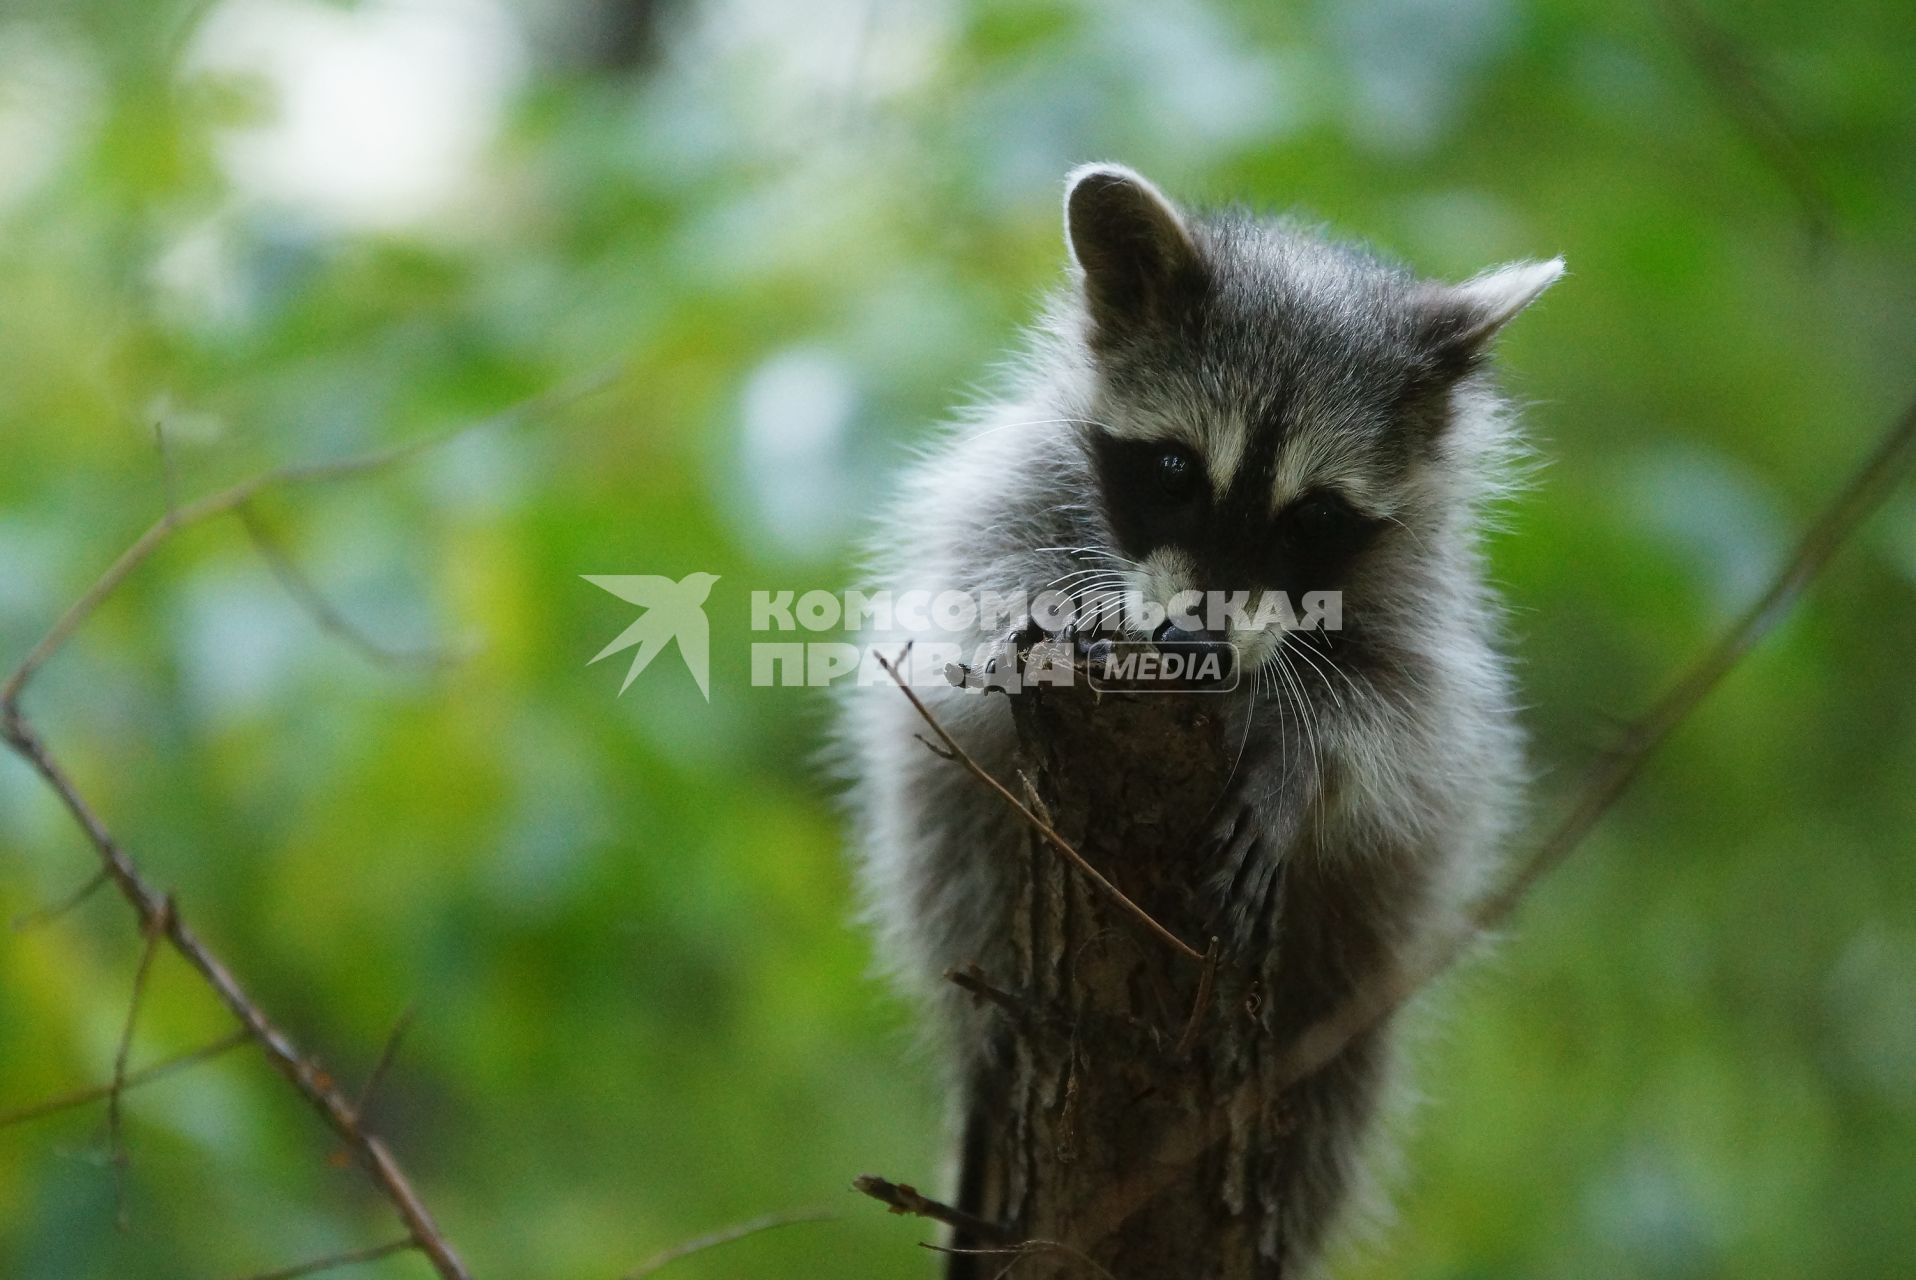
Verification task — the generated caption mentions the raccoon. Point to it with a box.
[839,163,1559,1274]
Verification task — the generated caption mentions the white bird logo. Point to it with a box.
[582,572,720,699]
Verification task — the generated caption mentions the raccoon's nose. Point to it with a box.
[1153,619,1236,669]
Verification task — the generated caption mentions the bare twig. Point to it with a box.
[9,866,108,931]
[1172,936,1221,1059]
[0,372,613,1278]
[352,1004,418,1123]
[854,1174,1009,1244]
[875,648,1204,962]
[621,1209,834,1279]
[925,1239,1119,1280]
[0,1030,249,1129]
[947,964,1036,1027]
[107,894,171,1229]
[231,1238,417,1280]
[1653,0,1838,247]
[1,697,472,1277]
[237,506,459,670]
[0,364,617,713]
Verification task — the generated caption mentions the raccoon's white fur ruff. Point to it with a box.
[838,163,1559,1275]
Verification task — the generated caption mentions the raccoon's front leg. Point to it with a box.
[1201,727,1316,948]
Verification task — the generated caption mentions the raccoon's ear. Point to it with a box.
[1064,164,1204,336]
[1415,257,1564,374]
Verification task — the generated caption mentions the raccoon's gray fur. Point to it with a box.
[839,164,1559,1275]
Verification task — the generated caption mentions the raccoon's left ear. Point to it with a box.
[1415,257,1565,373]
[1064,163,1205,337]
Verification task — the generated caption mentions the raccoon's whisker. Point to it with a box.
[1046,567,1130,590]
[1077,588,1128,633]
[1034,545,1144,570]
[1209,672,1260,821]
[1280,630,1353,718]
[1377,512,1431,555]
[1067,579,1114,609]
[1271,646,1329,831]
[1290,627,1366,707]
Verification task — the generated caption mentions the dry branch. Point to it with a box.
[9,866,109,932]
[1653,0,1838,246]
[0,368,618,1278]
[621,1209,834,1279]
[874,647,1204,962]
[238,505,459,670]
[108,893,170,1229]
[232,1238,417,1280]
[854,1174,1009,1244]
[0,1031,249,1129]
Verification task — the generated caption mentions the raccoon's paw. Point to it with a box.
[1201,804,1265,890]
[945,615,1101,692]
[1198,803,1290,945]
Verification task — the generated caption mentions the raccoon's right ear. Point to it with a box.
[1064,164,1205,337]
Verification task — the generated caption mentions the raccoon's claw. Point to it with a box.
[1200,806,1259,868]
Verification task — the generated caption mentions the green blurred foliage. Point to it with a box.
[1,0,1913,1276]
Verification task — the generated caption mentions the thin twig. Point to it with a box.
[924,1239,1120,1280]
[1652,0,1837,247]
[875,648,1204,962]
[352,1004,418,1123]
[0,1030,249,1129]
[9,866,108,932]
[238,506,459,671]
[0,716,471,1277]
[853,1174,1009,1244]
[0,364,618,713]
[622,1208,834,1279]
[1172,936,1221,1059]
[231,1237,417,1280]
[108,893,171,1230]
[947,964,1035,1027]
[0,373,611,1278]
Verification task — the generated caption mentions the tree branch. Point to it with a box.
[1652,0,1838,247]
[231,1238,417,1280]
[9,866,109,932]
[621,1209,834,1279]
[0,365,616,713]
[237,505,460,671]
[0,370,618,1276]
[0,1031,249,1129]
[107,893,170,1229]
[855,1174,1010,1244]
[875,648,1204,962]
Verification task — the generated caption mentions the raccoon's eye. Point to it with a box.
[1282,491,1363,549]
[1155,445,1199,499]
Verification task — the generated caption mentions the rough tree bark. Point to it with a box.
[948,661,1306,1280]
